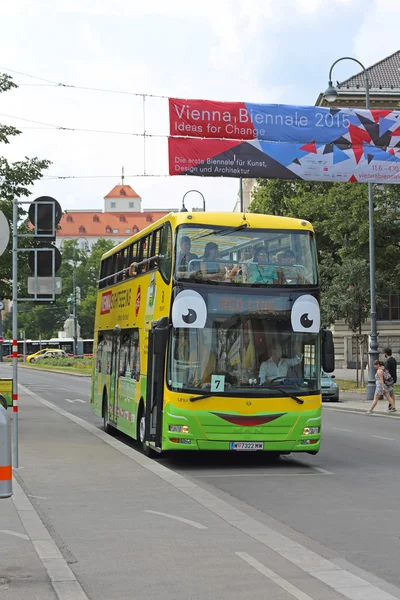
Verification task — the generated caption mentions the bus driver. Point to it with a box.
[259,343,303,385]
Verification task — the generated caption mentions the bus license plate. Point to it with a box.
[230,442,264,451]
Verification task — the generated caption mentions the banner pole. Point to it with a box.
[12,196,19,469]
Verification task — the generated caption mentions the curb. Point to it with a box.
[323,403,400,417]
[18,364,91,378]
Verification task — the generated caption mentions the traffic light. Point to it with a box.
[27,197,62,298]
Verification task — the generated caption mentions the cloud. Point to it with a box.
[353,0,400,67]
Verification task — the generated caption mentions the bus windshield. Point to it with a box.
[168,313,320,397]
[174,225,317,286]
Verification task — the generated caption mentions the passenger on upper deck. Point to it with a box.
[225,248,253,283]
[248,246,279,285]
[176,235,198,277]
[199,242,225,281]
[276,249,306,284]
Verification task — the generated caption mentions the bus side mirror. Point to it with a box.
[322,329,335,373]
[153,317,170,356]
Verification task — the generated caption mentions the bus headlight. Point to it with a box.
[169,425,190,433]
[303,426,320,435]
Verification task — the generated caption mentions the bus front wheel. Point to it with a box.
[137,404,155,458]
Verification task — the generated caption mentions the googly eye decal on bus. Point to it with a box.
[172,290,207,328]
[291,295,320,333]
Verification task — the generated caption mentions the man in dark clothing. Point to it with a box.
[384,348,397,411]
[176,236,198,277]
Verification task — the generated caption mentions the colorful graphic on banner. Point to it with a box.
[168,99,400,183]
[168,137,400,183]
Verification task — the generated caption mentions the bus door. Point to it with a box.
[109,334,120,425]
[145,318,169,450]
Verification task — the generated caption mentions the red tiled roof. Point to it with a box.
[58,211,169,237]
[104,185,141,199]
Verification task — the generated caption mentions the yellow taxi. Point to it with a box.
[26,348,56,363]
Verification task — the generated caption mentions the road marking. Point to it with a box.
[237,552,315,600]
[194,472,323,478]
[20,384,400,600]
[145,510,207,529]
[281,456,334,475]
[312,466,335,475]
[372,435,395,441]
[0,529,29,540]
[332,427,352,432]
[65,399,86,404]
[10,476,89,600]
[28,495,48,500]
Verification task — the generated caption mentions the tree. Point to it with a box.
[250,179,400,329]
[0,73,51,299]
[12,238,115,339]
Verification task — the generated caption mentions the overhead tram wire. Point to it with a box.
[0,67,169,99]
[0,113,167,138]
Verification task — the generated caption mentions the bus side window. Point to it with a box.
[159,222,172,283]
[97,335,104,372]
[130,330,140,380]
[150,228,162,270]
[128,242,139,278]
[119,333,130,377]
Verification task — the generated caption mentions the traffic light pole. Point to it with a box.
[12,196,19,468]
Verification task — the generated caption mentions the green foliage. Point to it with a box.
[250,179,400,329]
[0,73,51,299]
[14,238,115,339]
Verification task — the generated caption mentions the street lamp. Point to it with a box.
[323,56,378,401]
[181,190,206,212]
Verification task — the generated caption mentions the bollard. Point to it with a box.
[0,405,12,498]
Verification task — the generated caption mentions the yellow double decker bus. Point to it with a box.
[91,211,334,456]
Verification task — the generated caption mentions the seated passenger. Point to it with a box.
[279,249,306,284]
[226,248,253,283]
[199,242,225,281]
[176,236,198,277]
[249,247,278,284]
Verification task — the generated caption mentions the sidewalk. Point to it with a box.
[324,390,400,417]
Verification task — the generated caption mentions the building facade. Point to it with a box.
[57,184,177,251]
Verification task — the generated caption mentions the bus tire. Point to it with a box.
[137,402,156,458]
[102,390,112,434]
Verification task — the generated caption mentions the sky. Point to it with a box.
[1,0,400,214]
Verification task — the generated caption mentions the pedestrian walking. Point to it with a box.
[384,347,397,411]
[366,360,396,414]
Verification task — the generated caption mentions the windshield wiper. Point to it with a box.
[194,223,248,241]
[262,384,304,405]
[190,391,232,402]
[190,386,304,404]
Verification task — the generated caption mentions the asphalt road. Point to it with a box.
[3,363,400,592]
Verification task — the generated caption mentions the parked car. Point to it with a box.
[35,350,69,361]
[321,370,339,402]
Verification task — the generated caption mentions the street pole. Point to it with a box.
[0,308,3,362]
[324,57,378,401]
[73,259,77,357]
[12,197,19,468]
[182,190,206,212]
[240,178,244,212]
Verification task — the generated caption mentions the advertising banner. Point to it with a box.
[168,136,400,183]
[169,98,400,183]
[169,98,400,145]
